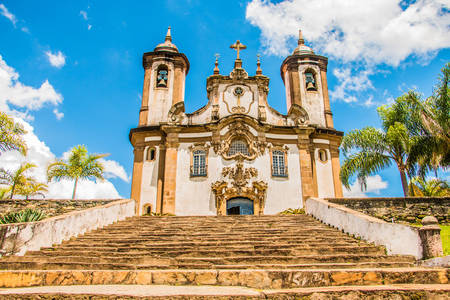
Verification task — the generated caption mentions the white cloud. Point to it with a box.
[80,10,88,20]
[0,118,127,199]
[101,159,130,182]
[343,175,388,197]
[45,50,66,68]
[88,24,92,30]
[53,108,64,120]
[0,55,63,120]
[0,4,17,26]
[329,68,374,104]
[246,0,450,66]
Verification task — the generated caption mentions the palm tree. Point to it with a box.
[0,112,27,156]
[0,163,37,199]
[16,181,48,200]
[409,177,449,197]
[47,145,108,199]
[408,63,449,175]
[340,95,419,196]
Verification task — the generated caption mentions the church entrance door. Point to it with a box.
[226,197,254,215]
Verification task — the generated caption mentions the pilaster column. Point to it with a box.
[297,132,316,206]
[139,65,152,126]
[156,144,166,214]
[172,64,185,105]
[130,146,145,214]
[330,143,343,197]
[161,128,180,214]
[320,67,334,128]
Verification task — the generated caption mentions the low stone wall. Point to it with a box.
[0,199,118,219]
[327,197,450,224]
[0,199,135,256]
[306,197,423,259]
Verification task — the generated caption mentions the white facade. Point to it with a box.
[130,30,344,216]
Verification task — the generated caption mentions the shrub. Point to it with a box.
[279,208,305,215]
[0,208,46,224]
[144,212,175,217]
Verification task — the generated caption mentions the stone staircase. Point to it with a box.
[0,215,448,299]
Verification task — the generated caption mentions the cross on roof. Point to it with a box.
[230,40,247,60]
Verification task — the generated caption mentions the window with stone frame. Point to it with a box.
[271,150,288,177]
[191,149,207,177]
[227,139,250,156]
[305,70,317,91]
[156,65,169,88]
[146,147,156,161]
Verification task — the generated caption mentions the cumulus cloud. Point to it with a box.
[246,0,450,106]
[101,159,130,182]
[45,50,66,68]
[343,175,388,197]
[329,68,374,104]
[0,118,127,199]
[246,0,450,65]
[0,55,63,120]
[0,4,17,26]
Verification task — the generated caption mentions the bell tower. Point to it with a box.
[138,27,190,126]
[280,30,334,128]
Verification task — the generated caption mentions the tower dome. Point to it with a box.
[154,27,179,53]
[292,30,314,55]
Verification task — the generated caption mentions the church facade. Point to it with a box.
[129,28,343,216]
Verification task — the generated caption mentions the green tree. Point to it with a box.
[340,96,419,196]
[409,177,449,197]
[0,163,37,199]
[16,181,48,200]
[47,145,107,199]
[0,112,27,156]
[407,63,449,175]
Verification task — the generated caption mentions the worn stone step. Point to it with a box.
[175,254,415,265]
[0,268,447,289]
[28,246,385,258]
[3,284,450,299]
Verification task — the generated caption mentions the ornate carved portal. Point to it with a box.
[211,161,267,216]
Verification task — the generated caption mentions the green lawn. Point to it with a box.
[441,225,450,256]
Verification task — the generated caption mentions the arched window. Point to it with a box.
[227,139,250,156]
[156,65,168,87]
[318,149,328,162]
[305,71,317,91]
[146,148,156,161]
[272,150,287,177]
[191,150,207,176]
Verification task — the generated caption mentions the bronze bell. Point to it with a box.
[306,81,316,91]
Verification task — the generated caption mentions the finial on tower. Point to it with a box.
[298,29,304,45]
[214,53,220,75]
[256,54,262,75]
[230,40,247,69]
[165,26,172,42]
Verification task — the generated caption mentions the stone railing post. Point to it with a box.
[419,216,443,259]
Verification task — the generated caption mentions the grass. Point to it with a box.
[440,225,450,256]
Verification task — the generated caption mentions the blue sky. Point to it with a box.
[0,0,449,199]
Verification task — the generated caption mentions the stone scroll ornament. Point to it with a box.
[211,161,268,216]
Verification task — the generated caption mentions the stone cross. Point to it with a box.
[230,40,247,60]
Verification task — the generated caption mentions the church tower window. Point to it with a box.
[191,150,207,177]
[318,149,328,163]
[305,71,317,91]
[228,139,250,156]
[156,65,169,88]
[272,150,288,177]
[146,148,156,161]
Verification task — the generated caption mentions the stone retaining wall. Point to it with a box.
[0,199,135,256]
[0,199,118,219]
[306,197,424,259]
[327,197,450,224]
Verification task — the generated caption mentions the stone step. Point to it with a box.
[0,268,447,289]
[1,254,415,269]
[1,284,449,299]
[26,246,385,258]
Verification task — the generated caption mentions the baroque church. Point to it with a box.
[130,28,343,216]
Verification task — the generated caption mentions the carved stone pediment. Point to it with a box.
[288,104,309,126]
[211,161,267,215]
[214,120,266,161]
